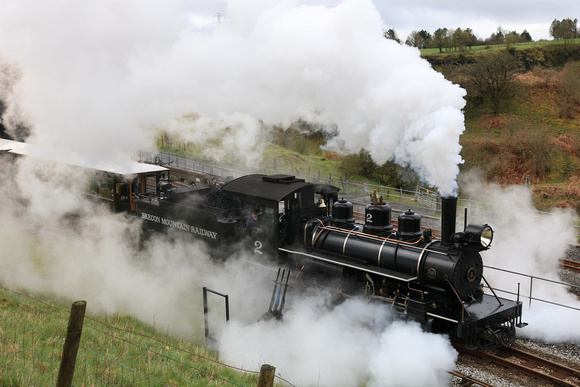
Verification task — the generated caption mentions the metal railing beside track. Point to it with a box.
[484,265,580,312]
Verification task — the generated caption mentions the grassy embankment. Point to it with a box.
[459,67,579,212]
[0,286,260,386]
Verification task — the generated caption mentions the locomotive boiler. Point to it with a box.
[303,196,490,300]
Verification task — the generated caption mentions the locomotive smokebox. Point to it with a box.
[441,196,457,245]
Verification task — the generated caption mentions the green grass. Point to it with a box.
[0,287,261,386]
[420,38,580,55]
[259,142,338,179]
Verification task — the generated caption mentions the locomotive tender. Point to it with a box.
[0,139,525,348]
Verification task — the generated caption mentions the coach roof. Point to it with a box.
[2,139,168,175]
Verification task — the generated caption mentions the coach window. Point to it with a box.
[145,174,157,195]
[96,174,114,200]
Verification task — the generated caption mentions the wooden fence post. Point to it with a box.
[56,300,87,387]
[257,364,276,387]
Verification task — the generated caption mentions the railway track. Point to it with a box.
[448,370,494,386]
[561,259,580,273]
[455,343,580,386]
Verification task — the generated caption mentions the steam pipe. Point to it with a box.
[440,196,457,245]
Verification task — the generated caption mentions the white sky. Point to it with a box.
[375,0,579,42]
[193,0,579,42]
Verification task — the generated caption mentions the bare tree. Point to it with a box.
[405,30,431,49]
[337,153,361,181]
[462,51,520,115]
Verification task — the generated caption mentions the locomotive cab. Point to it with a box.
[221,174,334,258]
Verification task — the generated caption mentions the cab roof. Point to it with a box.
[221,174,311,203]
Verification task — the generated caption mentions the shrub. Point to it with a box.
[461,126,556,184]
[557,61,580,118]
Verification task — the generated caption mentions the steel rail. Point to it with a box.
[456,343,580,387]
[561,259,580,273]
[448,370,494,387]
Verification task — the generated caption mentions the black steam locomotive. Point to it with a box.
[0,139,526,348]
[133,172,525,348]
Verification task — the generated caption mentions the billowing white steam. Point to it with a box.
[460,173,580,343]
[0,156,460,386]
[219,296,457,387]
[0,0,465,195]
[0,156,276,336]
[4,2,577,386]
[0,1,468,384]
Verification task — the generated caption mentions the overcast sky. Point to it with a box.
[192,0,578,42]
[375,0,579,42]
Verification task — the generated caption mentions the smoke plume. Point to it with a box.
[0,0,466,195]
[0,153,461,386]
[0,155,274,336]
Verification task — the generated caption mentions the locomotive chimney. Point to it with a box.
[440,196,457,245]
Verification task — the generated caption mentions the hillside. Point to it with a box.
[455,49,580,212]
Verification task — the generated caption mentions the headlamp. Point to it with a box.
[462,223,493,250]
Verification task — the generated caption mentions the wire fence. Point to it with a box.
[0,316,59,386]
[0,286,289,387]
[138,150,580,238]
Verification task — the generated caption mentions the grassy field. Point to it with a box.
[259,142,339,180]
[419,38,580,55]
[0,286,261,386]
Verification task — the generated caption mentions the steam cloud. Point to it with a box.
[460,173,580,343]
[0,0,465,195]
[219,296,457,386]
[0,1,468,384]
[0,1,578,386]
[0,156,459,386]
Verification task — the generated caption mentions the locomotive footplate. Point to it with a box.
[427,293,524,347]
